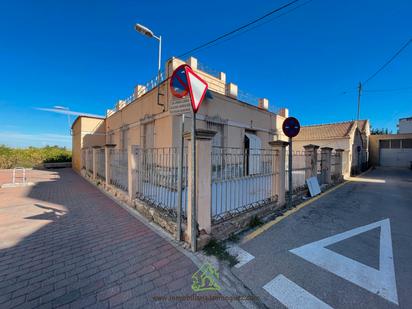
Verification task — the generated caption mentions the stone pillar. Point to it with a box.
[127,145,139,201]
[184,129,216,246]
[92,146,100,180]
[104,144,116,188]
[335,149,344,180]
[320,147,333,184]
[269,141,288,206]
[303,144,320,179]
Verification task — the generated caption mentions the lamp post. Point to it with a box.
[134,23,164,110]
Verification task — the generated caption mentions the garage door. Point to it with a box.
[379,139,412,167]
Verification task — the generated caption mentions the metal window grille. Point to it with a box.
[109,149,128,192]
[211,147,278,223]
[134,147,188,217]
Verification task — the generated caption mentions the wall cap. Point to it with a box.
[184,129,217,141]
[269,141,289,147]
[104,144,116,148]
[303,144,320,150]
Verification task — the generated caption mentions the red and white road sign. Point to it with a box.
[170,65,208,114]
[185,66,208,113]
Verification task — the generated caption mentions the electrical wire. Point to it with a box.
[364,86,412,93]
[363,38,412,85]
[177,0,302,58]
[181,0,314,57]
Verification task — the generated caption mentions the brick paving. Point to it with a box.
[0,169,232,308]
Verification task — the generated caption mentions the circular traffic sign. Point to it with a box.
[170,64,190,98]
[282,117,301,138]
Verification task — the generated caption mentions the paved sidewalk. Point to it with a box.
[0,168,231,308]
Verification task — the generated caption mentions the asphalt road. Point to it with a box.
[231,167,412,308]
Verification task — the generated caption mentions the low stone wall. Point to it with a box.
[211,198,281,240]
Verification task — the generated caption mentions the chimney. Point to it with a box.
[258,98,269,110]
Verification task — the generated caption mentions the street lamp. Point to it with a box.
[134,23,164,110]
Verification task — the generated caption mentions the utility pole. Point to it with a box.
[357,81,362,121]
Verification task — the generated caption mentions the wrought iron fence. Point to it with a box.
[285,151,310,192]
[331,151,342,178]
[96,148,106,180]
[109,149,128,192]
[81,149,86,169]
[134,147,188,217]
[123,72,165,104]
[211,147,278,223]
[86,148,93,173]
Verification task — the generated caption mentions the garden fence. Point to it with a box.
[134,147,188,216]
[211,147,278,223]
[109,149,128,192]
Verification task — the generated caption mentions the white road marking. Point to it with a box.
[263,274,333,309]
[290,219,398,305]
[227,244,255,268]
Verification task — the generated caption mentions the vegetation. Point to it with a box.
[0,145,71,169]
[227,232,240,243]
[370,127,392,135]
[248,215,264,228]
[203,238,239,267]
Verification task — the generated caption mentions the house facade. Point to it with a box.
[72,56,289,170]
[293,120,370,176]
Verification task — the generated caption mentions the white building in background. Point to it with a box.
[398,117,412,134]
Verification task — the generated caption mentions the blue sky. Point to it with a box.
[0,0,411,148]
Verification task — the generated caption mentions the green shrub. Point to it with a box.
[0,145,72,168]
[248,215,263,228]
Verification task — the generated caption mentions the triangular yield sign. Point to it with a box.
[185,67,208,113]
[289,219,398,305]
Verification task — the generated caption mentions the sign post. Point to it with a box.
[170,65,208,251]
[176,114,184,241]
[282,117,301,207]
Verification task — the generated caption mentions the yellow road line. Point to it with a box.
[240,181,349,244]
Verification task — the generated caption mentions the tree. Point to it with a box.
[370,127,392,135]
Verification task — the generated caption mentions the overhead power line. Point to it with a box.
[364,86,412,93]
[355,38,411,120]
[363,38,412,85]
[177,0,302,58]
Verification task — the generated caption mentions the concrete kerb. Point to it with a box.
[77,169,264,309]
[240,167,374,244]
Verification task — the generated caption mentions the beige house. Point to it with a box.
[293,120,370,176]
[71,116,105,171]
[72,56,289,170]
